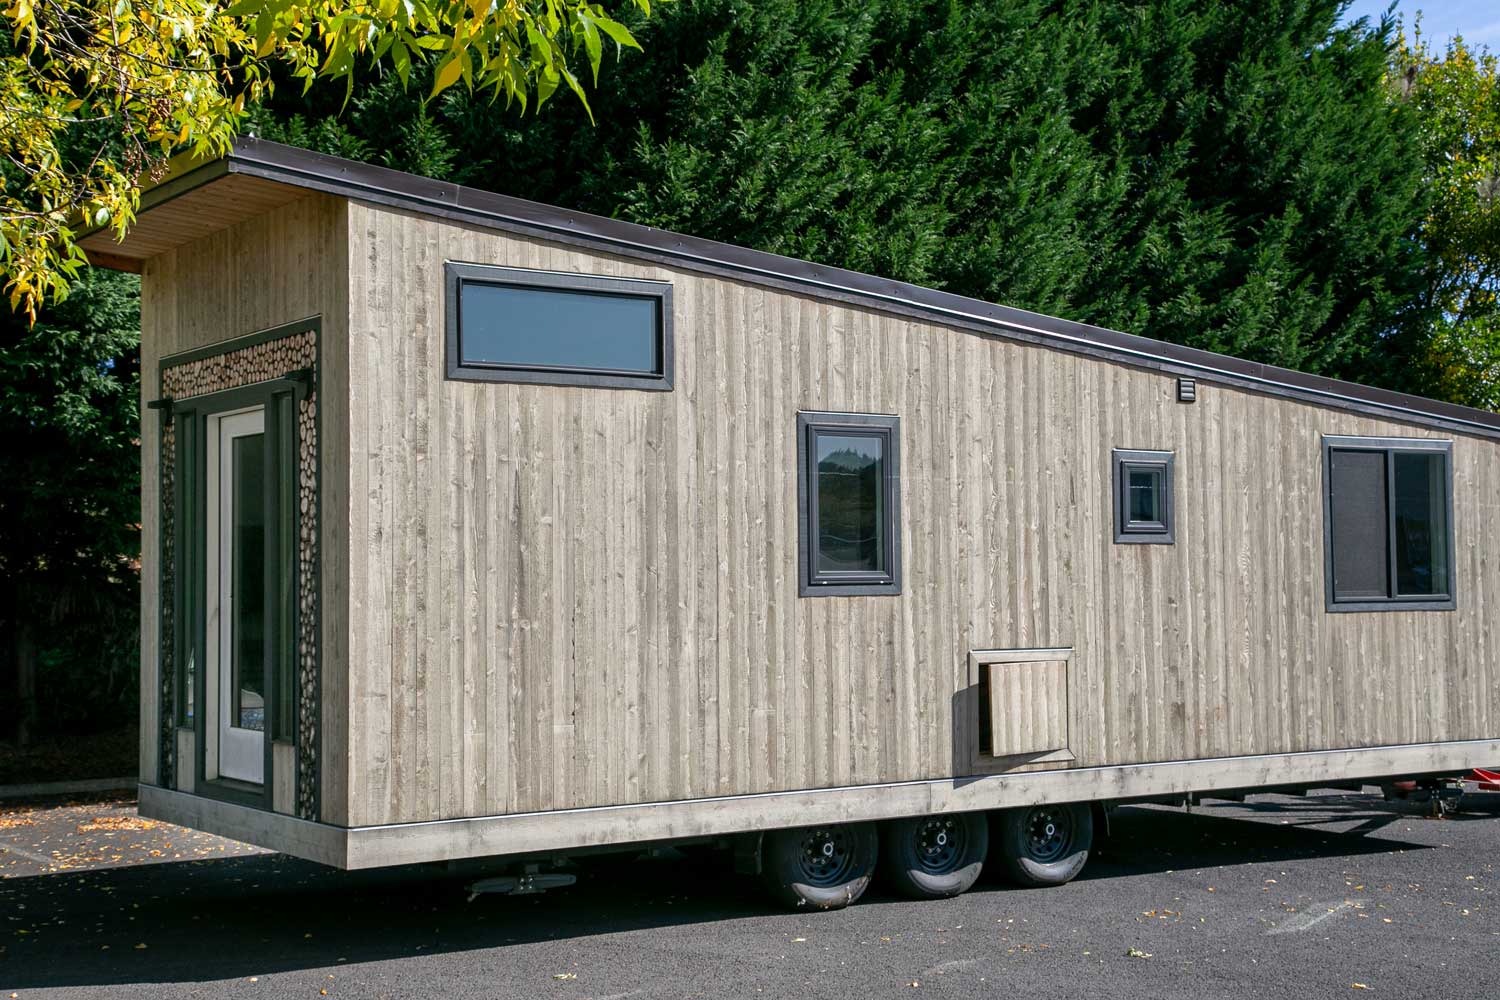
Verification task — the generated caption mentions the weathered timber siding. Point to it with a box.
[340,201,1500,827]
[138,193,350,825]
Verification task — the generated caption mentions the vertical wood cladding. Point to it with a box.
[339,202,1500,827]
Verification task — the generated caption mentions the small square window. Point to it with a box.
[1113,449,1174,544]
[797,412,901,596]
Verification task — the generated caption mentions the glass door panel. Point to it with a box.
[210,407,266,784]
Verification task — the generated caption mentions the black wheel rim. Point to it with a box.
[912,817,966,874]
[1022,806,1073,863]
[795,827,858,886]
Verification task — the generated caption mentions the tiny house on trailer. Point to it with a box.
[89,139,1500,908]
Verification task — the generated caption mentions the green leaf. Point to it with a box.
[557,64,593,124]
[579,15,601,85]
[592,15,640,52]
[391,39,411,86]
[536,63,559,106]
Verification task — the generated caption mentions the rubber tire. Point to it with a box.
[759,823,878,910]
[991,802,1093,888]
[880,812,988,900]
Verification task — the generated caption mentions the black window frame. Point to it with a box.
[1113,449,1175,544]
[796,411,902,597]
[445,261,674,391]
[1322,435,1456,613]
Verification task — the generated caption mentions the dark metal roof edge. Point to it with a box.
[220,137,1500,439]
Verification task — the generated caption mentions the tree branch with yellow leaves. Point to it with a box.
[0,0,649,320]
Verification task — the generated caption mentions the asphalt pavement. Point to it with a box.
[1,788,1496,999]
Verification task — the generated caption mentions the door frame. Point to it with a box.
[173,378,303,809]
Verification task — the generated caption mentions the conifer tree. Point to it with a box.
[253,0,1433,388]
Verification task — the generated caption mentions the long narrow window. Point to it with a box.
[797,412,901,596]
[446,262,673,390]
[1323,436,1454,612]
[173,412,199,727]
[270,392,298,743]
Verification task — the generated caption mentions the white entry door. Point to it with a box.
[208,407,267,784]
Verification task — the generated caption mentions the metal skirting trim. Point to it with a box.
[341,738,1500,870]
[140,739,1500,871]
[137,783,346,867]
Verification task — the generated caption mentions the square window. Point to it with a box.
[1323,436,1454,611]
[1113,449,1174,544]
[797,412,901,596]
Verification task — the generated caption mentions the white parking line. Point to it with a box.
[1265,900,1355,935]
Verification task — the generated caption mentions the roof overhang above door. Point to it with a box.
[79,155,307,273]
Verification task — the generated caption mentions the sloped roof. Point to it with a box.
[84,137,1500,439]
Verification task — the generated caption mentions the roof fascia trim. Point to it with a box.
[214,139,1500,440]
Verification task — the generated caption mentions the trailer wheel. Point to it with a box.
[880,812,988,899]
[992,803,1092,887]
[760,823,878,910]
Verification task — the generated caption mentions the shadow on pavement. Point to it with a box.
[0,849,772,990]
[0,792,1480,990]
[1079,795,1439,881]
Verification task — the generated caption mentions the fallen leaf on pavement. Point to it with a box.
[1126,948,1152,959]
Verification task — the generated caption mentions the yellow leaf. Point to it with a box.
[431,53,462,96]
